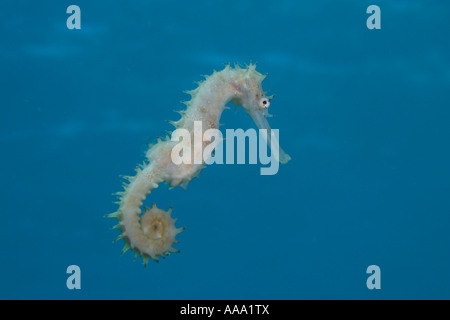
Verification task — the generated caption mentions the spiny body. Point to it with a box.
[107,63,290,266]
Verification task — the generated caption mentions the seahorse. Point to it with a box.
[107,63,291,266]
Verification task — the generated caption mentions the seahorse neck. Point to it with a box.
[184,68,242,131]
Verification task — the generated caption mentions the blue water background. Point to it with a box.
[1,0,449,299]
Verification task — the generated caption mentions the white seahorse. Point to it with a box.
[107,63,291,266]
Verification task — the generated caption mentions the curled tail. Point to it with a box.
[106,163,184,266]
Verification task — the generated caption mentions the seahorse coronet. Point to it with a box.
[109,63,290,267]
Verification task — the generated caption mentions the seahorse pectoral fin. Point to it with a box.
[249,110,291,164]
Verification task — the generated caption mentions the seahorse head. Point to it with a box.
[231,63,291,164]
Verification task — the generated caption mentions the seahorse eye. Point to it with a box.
[259,98,270,109]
